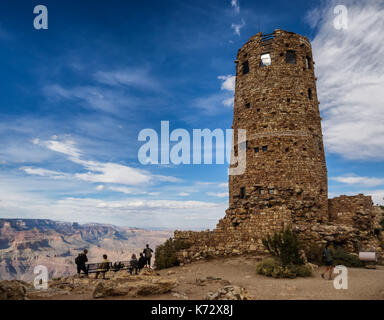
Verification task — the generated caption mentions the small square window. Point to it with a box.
[268,189,275,194]
[242,61,249,74]
[262,145,268,152]
[286,50,296,64]
[245,102,251,108]
[260,53,271,67]
[259,189,265,195]
[254,147,259,153]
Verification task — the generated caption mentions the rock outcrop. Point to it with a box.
[0,280,29,300]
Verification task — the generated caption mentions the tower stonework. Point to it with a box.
[174,30,383,263]
[228,29,328,224]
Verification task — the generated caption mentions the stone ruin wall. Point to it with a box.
[173,30,383,264]
[175,195,383,264]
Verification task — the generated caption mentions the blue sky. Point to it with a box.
[0,0,383,229]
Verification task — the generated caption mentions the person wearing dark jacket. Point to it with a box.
[321,243,334,280]
[138,253,146,272]
[129,254,139,275]
[75,249,88,276]
[143,244,154,268]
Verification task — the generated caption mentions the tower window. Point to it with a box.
[286,50,296,64]
[308,88,313,100]
[259,189,265,195]
[240,187,246,199]
[245,102,251,108]
[268,189,275,194]
[260,53,271,67]
[306,56,312,69]
[242,61,249,74]
[262,145,268,152]
[254,147,259,153]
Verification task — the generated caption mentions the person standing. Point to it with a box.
[143,244,154,268]
[129,254,139,275]
[75,249,89,276]
[138,253,146,272]
[321,243,334,280]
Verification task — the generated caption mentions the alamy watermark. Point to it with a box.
[138,121,246,175]
[333,265,348,290]
[33,5,48,30]
[334,5,348,30]
[34,265,48,290]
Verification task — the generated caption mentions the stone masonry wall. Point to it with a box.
[328,194,374,227]
[173,30,383,264]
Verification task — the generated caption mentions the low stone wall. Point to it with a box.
[173,195,383,265]
[328,194,374,227]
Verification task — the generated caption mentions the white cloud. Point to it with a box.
[206,192,228,198]
[178,192,190,197]
[21,167,68,179]
[218,75,236,92]
[43,139,81,158]
[29,138,179,186]
[231,19,245,36]
[310,0,384,160]
[96,185,104,191]
[231,0,240,14]
[331,175,384,187]
[95,69,160,91]
[366,190,384,205]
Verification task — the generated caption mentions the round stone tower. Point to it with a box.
[228,29,328,224]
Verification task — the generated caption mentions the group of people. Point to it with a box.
[75,244,154,279]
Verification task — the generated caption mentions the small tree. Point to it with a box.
[154,238,190,270]
[262,228,304,266]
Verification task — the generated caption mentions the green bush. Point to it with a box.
[255,257,280,276]
[304,243,324,265]
[256,258,312,278]
[333,247,364,268]
[154,238,190,270]
[262,228,304,266]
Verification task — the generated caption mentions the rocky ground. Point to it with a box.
[1,255,384,300]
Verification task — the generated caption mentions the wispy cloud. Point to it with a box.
[231,19,245,36]
[94,68,161,91]
[206,191,227,198]
[331,175,384,187]
[231,0,240,14]
[30,138,180,186]
[218,75,235,92]
[310,0,384,160]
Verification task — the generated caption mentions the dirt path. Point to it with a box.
[29,256,384,300]
[156,256,384,300]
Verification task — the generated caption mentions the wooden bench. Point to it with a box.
[86,262,113,274]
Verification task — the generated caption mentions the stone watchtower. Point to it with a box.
[220,29,328,242]
[174,30,382,260]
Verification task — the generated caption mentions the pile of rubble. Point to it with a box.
[204,285,254,300]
